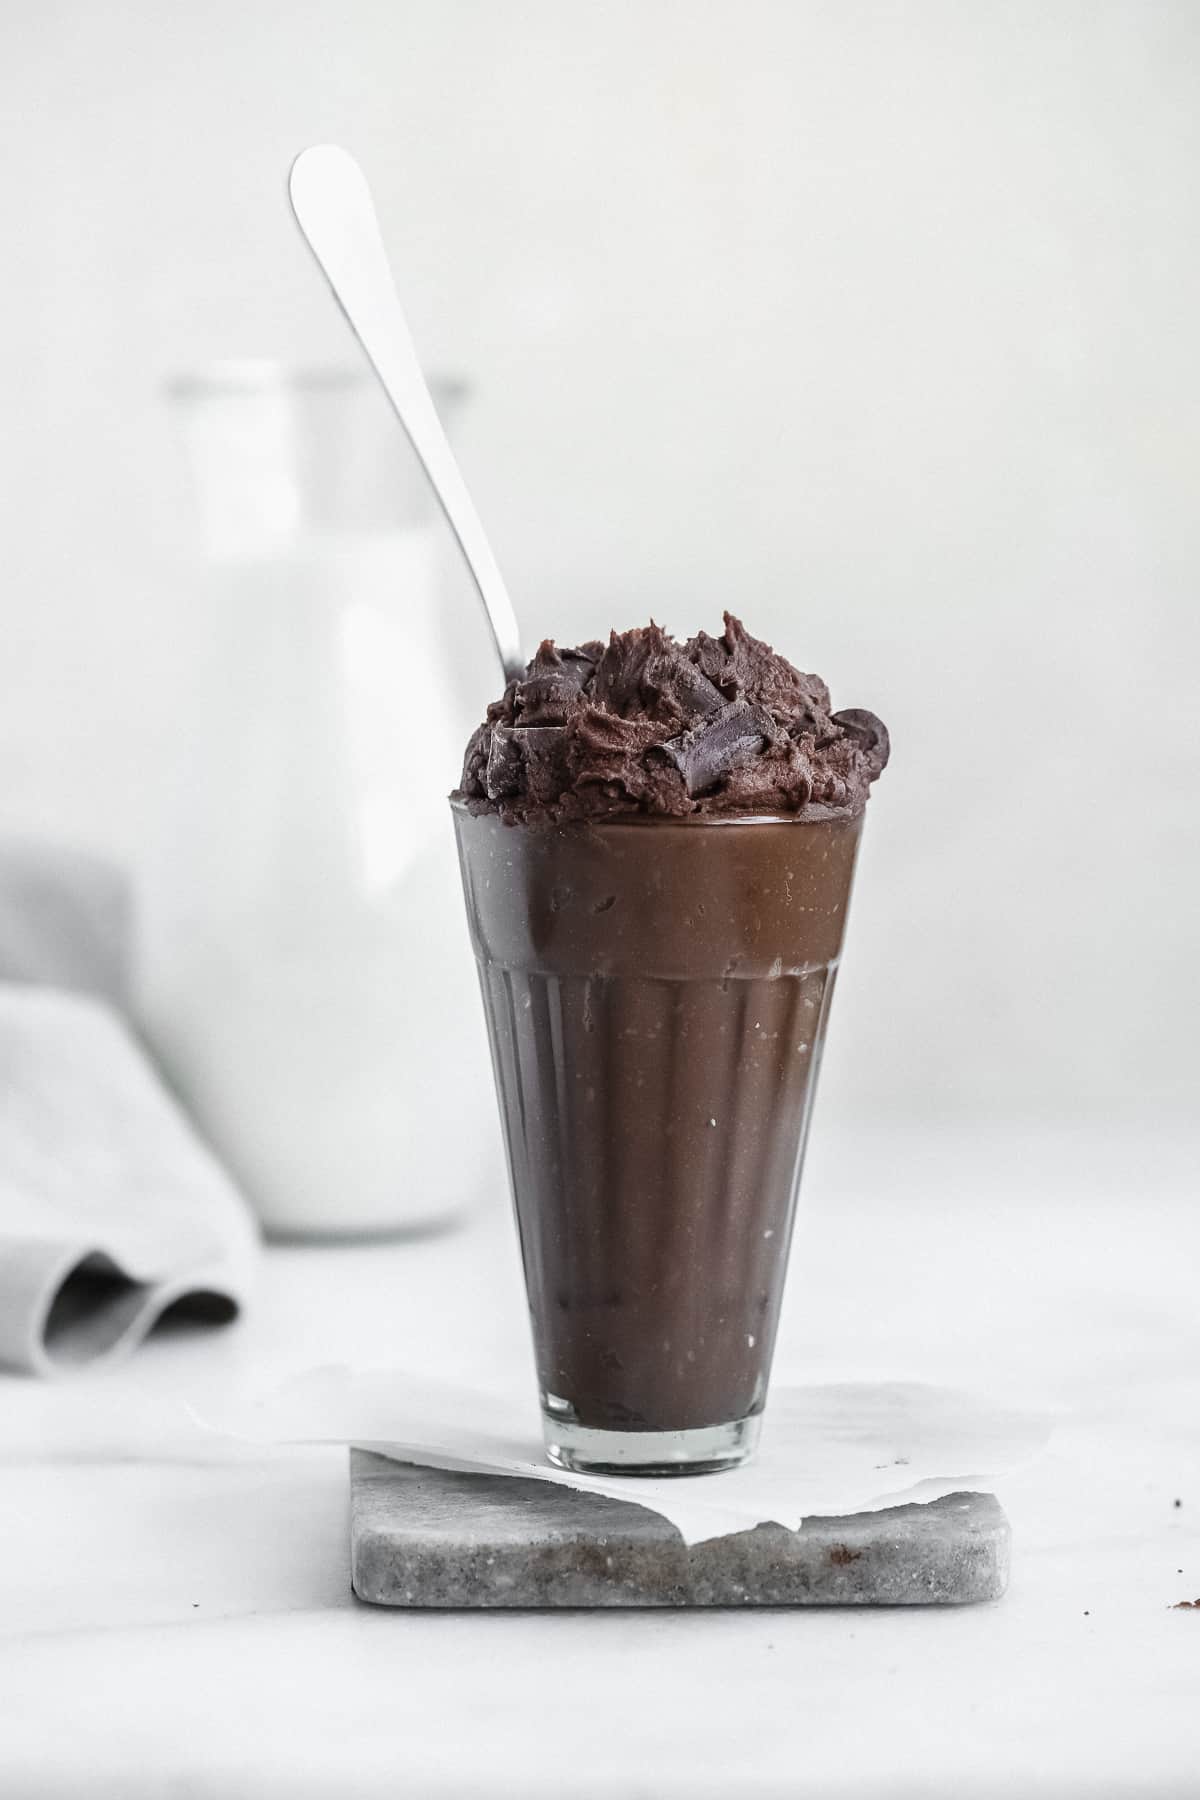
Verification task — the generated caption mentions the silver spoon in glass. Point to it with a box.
[288,144,525,685]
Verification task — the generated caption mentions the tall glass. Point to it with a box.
[453,803,863,1474]
[140,364,498,1238]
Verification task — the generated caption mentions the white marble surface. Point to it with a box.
[1,1121,1197,1797]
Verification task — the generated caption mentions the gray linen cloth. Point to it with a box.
[0,842,255,1375]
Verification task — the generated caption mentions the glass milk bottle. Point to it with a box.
[140,363,500,1237]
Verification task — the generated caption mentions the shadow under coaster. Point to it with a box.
[349,1450,1010,1609]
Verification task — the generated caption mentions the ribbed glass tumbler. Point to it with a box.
[451,805,864,1475]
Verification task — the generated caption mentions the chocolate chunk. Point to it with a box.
[661,702,776,798]
[832,709,891,769]
[486,725,569,802]
[485,726,525,799]
[645,653,724,723]
[520,726,570,805]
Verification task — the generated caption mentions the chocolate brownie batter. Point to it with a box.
[452,618,888,1454]
[456,614,889,824]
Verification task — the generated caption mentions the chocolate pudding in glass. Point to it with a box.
[452,616,888,1474]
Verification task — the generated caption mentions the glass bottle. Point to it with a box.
[141,363,499,1237]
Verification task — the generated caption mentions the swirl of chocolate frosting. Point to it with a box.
[456,613,888,825]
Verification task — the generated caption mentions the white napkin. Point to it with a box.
[207,1366,1050,1545]
[0,840,256,1375]
[0,984,256,1375]
[0,832,262,1388]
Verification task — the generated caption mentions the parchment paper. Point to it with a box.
[204,1366,1049,1545]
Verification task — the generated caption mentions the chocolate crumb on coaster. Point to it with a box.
[350,1452,1010,1610]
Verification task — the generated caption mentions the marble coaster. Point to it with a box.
[350,1450,1010,1609]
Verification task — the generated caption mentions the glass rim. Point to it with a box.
[448,797,864,828]
[164,358,469,403]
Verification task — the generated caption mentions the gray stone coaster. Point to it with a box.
[350,1450,1010,1609]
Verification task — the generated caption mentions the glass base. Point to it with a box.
[542,1412,760,1477]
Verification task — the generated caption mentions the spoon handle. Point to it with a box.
[288,144,525,684]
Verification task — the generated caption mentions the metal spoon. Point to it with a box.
[288,144,525,684]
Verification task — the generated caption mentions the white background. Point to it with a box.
[1,0,1197,1123]
[2,15,1199,1793]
